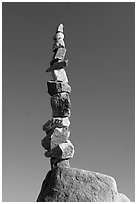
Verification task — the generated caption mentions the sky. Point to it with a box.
[2,2,135,202]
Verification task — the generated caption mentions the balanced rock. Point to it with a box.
[53,39,65,51]
[51,68,68,83]
[46,60,68,72]
[45,140,74,159]
[56,23,63,33]
[47,80,71,96]
[54,48,66,60]
[41,127,70,150]
[50,92,71,117]
[37,166,130,202]
[43,117,70,133]
[53,32,64,40]
[50,158,70,169]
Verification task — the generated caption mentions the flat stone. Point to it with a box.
[45,140,74,159]
[51,69,68,83]
[41,127,70,151]
[37,166,126,202]
[53,39,65,51]
[47,81,71,96]
[54,48,66,60]
[56,24,63,33]
[43,117,70,133]
[46,60,68,72]
[50,93,71,117]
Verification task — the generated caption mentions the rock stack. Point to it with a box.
[41,24,74,169]
[37,24,130,202]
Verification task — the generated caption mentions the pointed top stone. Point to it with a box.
[57,24,64,33]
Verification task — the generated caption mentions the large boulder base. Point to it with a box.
[37,166,130,202]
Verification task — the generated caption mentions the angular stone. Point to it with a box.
[46,60,68,72]
[50,127,70,149]
[41,127,70,151]
[51,69,68,83]
[53,39,65,51]
[45,140,74,159]
[43,117,70,133]
[56,24,63,33]
[50,93,71,117]
[47,81,71,96]
[54,48,66,60]
[37,167,121,202]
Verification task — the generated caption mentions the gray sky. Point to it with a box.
[2,2,135,201]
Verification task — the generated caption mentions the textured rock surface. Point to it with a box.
[43,117,70,133]
[45,140,74,159]
[54,48,66,60]
[37,166,130,202]
[47,80,71,96]
[46,60,68,72]
[51,68,68,83]
[53,39,65,51]
[41,127,70,150]
[50,93,71,117]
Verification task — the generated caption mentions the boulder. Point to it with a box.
[51,68,68,83]
[56,24,63,33]
[37,166,130,202]
[47,80,71,96]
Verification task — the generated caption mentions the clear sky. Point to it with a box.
[2,2,135,202]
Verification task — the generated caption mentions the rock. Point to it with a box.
[50,158,70,169]
[41,130,53,150]
[50,127,70,149]
[56,24,63,33]
[41,127,70,150]
[116,193,130,202]
[54,48,66,60]
[50,93,71,117]
[53,39,65,51]
[46,60,68,72]
[47,80,71,96]
[36,166,124,202]
[51,69,68,83]
[43,117,70,133]
[53,32,64,40]
[45,140,74,159]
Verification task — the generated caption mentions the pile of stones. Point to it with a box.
[41,24,74,169]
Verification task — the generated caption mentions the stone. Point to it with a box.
[51,69,68,83]
[116,193,130,202]
[46,60,68,72]
[45,140,74,159]
[53,32,64,40]
[53,39,65,51]
[50,158,70,169]
[50,93,71,117]
[50,127,70,149]
[41,130,53,150]
[43,117,70,133]
[37,166,129,202]
[56,24,63,33]
[47,81,71,96]
[54,48,66,60]
[41,127,70,150]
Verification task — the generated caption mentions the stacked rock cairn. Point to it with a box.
[41,24,74,169]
